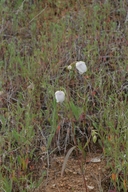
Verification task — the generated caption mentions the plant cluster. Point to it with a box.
[0,0,127,191]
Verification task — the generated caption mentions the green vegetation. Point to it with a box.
[0,0,127,191]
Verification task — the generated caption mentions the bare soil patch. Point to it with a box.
[35,152,110,192]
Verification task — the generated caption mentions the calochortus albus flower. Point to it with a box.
[76,61,87,74]
[55,91,65,103]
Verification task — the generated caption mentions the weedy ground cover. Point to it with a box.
[0,0,128,191]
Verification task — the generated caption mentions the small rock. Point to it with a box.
[87,185,94,190]
[90,157,101,163]
[51,184,56,188]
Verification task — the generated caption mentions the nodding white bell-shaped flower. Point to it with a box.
[76,61,87,74]
[55,91,65,103]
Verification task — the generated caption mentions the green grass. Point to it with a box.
[0,0,128,191]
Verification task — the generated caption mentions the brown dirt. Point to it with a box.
[35,152,110,192]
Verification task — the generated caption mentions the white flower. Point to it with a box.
[76,61,87,74]
[55,91,65,103]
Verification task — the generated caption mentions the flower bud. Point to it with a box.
[92,135,97,143]
[67,65,72,70]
